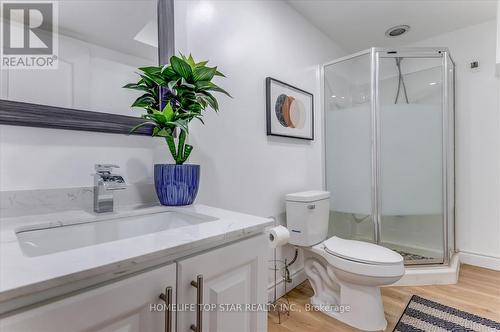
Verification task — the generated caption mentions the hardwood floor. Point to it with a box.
[268,264,500,332]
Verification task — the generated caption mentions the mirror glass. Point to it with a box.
[0,0,158,116]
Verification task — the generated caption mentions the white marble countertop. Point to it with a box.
[0,204,273,313]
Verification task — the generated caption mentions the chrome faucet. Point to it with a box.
[93,164,126,213]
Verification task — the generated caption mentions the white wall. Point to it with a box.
[172,0,344,290]
[412,21,500,263]
[0,0,344,204]
[0,0,343,291]
[0,126,165,191]
[496,0,500,73]
[173,0,343,216]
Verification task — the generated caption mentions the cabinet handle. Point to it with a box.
[159,286,173,332]
[190,274,203,332]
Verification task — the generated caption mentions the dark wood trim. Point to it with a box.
[265,77,314,141]
[158,0,174,64]
[0,0,175,136]
[0,100,154,135]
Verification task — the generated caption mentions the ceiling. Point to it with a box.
[287,0,497,52]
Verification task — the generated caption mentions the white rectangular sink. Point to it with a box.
[16,211,218,257]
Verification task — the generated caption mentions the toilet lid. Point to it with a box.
[323,236,403,265]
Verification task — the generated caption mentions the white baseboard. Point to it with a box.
[267,268,306,303]
[459,251,500,271]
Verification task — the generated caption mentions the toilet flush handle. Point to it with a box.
[307,204,316,210]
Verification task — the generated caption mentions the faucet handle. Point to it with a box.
[95,164,120,174]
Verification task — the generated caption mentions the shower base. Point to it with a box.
[394,249,433,262]
[390,253,460,286]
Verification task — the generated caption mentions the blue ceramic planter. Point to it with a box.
[154,164,200,206]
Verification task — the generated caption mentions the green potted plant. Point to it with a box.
[124,54,230,206]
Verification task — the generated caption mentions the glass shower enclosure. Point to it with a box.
[323,48,455,265]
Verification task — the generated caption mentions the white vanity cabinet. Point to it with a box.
[176,234,268,332]
[1,234,269,332]
[0,263,177,332]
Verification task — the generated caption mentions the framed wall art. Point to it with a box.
[266,77,314,140]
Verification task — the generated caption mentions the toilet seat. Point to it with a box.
[323,236,403,265]
[310,237,404,278]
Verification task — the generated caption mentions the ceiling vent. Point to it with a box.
[385,25,410,37]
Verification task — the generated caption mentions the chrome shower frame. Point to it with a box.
[321,47,456,266]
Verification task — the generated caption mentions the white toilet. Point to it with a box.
[286,190,404,331]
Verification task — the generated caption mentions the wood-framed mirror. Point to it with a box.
[0,0,174,135]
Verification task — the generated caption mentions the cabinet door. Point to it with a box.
[177,235,268,332]
[1,263,176,332]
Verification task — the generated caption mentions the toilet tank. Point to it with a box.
[285,191,330,246]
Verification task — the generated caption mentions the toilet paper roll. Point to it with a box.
[268,225,290,248]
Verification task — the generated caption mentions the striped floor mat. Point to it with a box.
[394,295,500,331]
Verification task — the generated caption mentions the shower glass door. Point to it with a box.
[323,48,454,265]
[376,51,445,264]
[324,52,374,243]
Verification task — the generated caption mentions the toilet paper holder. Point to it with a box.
[267,217,299,324]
